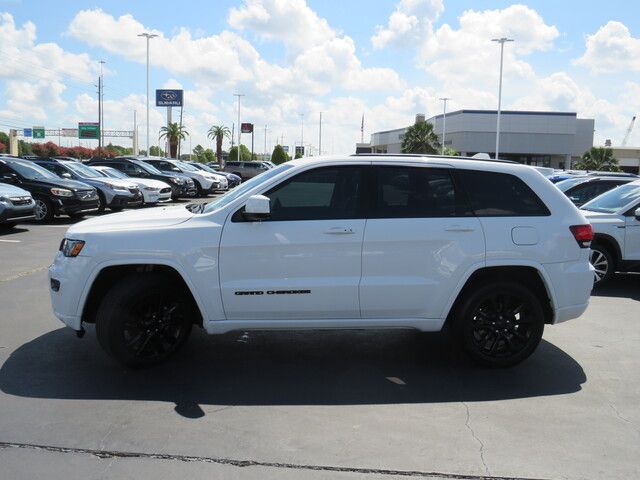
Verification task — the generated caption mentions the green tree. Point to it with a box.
[401,120,441,154]
[207,125,231,167]
[228,144,251,161]
[192,144,205,162]
[203,148,216,163]
[575,147,621,172]
[271,144,290,165]
[148,145,166,157]
[159,122,189,159]
[443,146,460,156]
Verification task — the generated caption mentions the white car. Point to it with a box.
[142,158,224,196]
[580,180,640,283]
[49,155,594,368]
[91,166,172,205]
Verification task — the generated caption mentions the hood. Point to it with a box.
[581,209,625,225]
[66,205,194,236]
[101,178,138,189]
[0,182,32,197]
[31,177,95,191]
[130,178,171,189]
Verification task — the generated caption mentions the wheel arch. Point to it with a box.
[591,233,621,267]
[444,265,555,327]
[81,263,204,327]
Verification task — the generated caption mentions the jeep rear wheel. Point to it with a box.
[95,273,193,367]
[455,282,544,368]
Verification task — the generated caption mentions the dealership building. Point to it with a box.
[359,110,595,169]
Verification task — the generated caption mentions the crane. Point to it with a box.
[621,115,636,146]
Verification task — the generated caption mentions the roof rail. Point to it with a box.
[350,152,518,164]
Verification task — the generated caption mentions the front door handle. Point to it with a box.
[324,227,355,234]
[444,225,475,232]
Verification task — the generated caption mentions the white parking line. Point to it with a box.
[0,239,20,243]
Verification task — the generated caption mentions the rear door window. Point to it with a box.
[455,170,550,216]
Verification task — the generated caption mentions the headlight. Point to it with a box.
[59,238,85,257]
[105,182,129,192]
[170,177,184,185]
[51,188,73,197]
[0,196,7,202]
[143,186,159,191]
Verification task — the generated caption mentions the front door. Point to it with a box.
[219,165,367,320]
[624,204,640,260]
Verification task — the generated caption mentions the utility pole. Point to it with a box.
[251,128,254,161]
[97,75,102,157]
[439,97,450,155]
[231,123,235,148]
[319,112,322,156]
[99,60,105,156]
[264,124,268,159]
[492,37,513,160]
[300,113,304,156]
[233,93,244,159]
[138,32,157,156]
[133,109,138,155]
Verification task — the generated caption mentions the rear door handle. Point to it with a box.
[324,227,355,234]
[444,225,475,232]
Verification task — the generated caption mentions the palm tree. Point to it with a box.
[207,125,231,167]
[574,147,621,172]
[159,123,189,159]
[401,120,441,154]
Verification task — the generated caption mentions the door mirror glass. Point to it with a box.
[635,207,640,221]
[243,194,271,221]
[61,172,72,179]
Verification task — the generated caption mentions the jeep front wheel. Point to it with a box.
[455,282,545,368]
[95,273,193,367]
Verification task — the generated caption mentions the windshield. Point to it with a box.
[176,161,199,172]
[192,163,216,174]
[99,167,127,179]
[6,160,59,180]
[64,162,103,178]
[581,183,640,213]
[132,160,163,175]
[556,177,588,192]
[202,164,293,214]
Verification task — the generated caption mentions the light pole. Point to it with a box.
[439,97,450,155]
[300,113,304,156]
[492,37,513,160]
[233,93,244,159]
[138,32,157,156]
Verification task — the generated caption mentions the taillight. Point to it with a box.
[570,224,593,248]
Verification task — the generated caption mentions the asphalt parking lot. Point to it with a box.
[0,207,639,480]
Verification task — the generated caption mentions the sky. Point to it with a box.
[0,0,639,155]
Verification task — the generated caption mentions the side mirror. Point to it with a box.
[635,208,640,221]
[243,194,270,221]
[61,172,72,179]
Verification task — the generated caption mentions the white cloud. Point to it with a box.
[372,0,444,49]
[574,21,640,73]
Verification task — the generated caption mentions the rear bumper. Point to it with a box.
[543,259,594,324]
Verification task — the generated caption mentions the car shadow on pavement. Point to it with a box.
[0,226,28,236]
[591,273,640,301]
[0,328,586,418]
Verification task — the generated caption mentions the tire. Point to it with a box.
[590,244,614,285]
[95,273,194,367]
[454,282,545,368]
[110,206,123,212]
[33,196,54,222]
[96,191,106,213]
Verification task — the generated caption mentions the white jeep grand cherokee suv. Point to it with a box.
[49,155,594,368]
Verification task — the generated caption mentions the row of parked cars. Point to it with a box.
[0,155,264,226]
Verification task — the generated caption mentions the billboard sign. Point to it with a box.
[282,145,289,153]
[155,89,183,107]
[61,128,77,137]
[33,127,45,139]
[240,122,253,133]
[23,128,32,137]
[295,146,305,157]
[78,122,100,139]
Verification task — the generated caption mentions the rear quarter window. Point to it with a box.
[455,170,550,217]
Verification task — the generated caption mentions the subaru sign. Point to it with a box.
[156,89,183,107]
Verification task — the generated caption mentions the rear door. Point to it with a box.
[219,164,368,320]
[360,165,484,319]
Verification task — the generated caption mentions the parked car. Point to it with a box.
[141,158,223,196]
[49,154,593,368]
[88,157,196,200]
[580,180,640,283]
[223,160,269,180]
[0,156,99,222]
[556,176,634,207]
[91,166,172,205]
[186,161,241,188]
[34,159,143,213]
[0,182,35,227]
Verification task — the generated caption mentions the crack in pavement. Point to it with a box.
[462,402,490,477]
[0,266,49,283]
[0,441,551,480]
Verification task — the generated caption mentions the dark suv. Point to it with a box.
[0,156,99,222]
[223,161,269,180]
[88,157,197,200]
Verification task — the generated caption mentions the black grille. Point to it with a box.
[9,196,32,206]
[78,190,96,200]
[160,188,171,193]
[129,188,139,194]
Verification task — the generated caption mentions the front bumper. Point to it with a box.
[173,184,197,198]
[108,191,144,208]
[53,195,100,216]
[49,253,94,331]
[0,201,35,223]
[141,189,161,204]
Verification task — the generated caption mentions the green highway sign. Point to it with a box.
[78,122,100,139]
[33,126,45,139]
